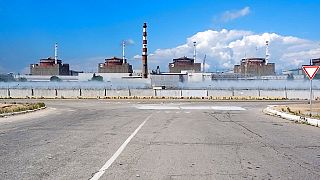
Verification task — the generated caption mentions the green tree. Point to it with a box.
[50,76,62,82]
[91,74,103,81]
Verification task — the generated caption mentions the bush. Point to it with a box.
[91,74,103,82]
[0,102,45,114]
[50,76,62,82]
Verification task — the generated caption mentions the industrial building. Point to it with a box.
[234,41,275,76]
[312,58,320,66]
[169,56,201,73]
[30,43,75,76]
[234,57,275,76]
[30,57,70,76]
[98,57,133,73]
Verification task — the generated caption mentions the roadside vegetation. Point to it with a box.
[0,102,45,115]
[277,103,320,119]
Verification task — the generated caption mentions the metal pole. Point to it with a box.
[310,78,312,116]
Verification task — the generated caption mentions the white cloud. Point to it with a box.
[138,29,320,71]
[221,7,250,22]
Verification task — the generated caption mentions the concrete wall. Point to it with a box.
[182,90,207,97]
[106,90,130,96]
[233,90,260,97]
[9,89,32,98]
[286,90,309,100]
[0,88,318,100]
[208,90,233,97]
[81,89,105,98]
[260,90,285,98]
[33,89,57,98]
[58,89,80,98]
[130,89,154,96]
[0,89,8,98]
[155,90,181,97]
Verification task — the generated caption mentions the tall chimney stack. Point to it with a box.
[265,40,269,65]
[122,40,126,64]
[54,42,58,64]
[142,23,148,78]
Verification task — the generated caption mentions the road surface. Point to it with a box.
[0,100,319,179]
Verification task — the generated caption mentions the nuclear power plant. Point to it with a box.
[14,22,316,84]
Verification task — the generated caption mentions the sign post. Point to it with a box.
[302,66,319,116]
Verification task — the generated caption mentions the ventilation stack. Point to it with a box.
[265,41,269,65]
[142,23,148,78]
[122,41,126,64]
[54,43,58,64]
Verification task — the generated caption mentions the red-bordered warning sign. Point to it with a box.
[303,66,319,80]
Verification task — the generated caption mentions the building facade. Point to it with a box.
[30,57,70,76]
[169,56,201,73]
[98,57,133,73]
[234,58,275,76]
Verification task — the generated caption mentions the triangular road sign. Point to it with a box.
[303,66,319,80]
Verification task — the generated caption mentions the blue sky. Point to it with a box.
[0,0,320,73]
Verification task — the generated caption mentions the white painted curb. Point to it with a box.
[264,105,319,127]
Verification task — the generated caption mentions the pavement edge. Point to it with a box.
[263,105,319,127]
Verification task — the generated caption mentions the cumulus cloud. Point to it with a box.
[140,29,320,71]
[221,7,250,22]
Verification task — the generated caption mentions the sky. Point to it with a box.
[0,0,320,73]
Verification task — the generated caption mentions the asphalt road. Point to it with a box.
[0,100,319,180]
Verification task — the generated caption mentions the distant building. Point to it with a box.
[30,57,70,76]
[311,58,320,66]
[234,58,275,76]
[98,57,133,73]
[169,56,201,73]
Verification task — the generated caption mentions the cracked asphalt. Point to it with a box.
[0,100,319,179]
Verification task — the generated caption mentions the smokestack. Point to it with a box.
[142,22,148,78]
[122,40,126,64]
[193,41,197,62]
[54,43,58,64]
[265,41,269,65]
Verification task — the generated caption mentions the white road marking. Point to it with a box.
[90,114,152,180]
[135,105,246,111]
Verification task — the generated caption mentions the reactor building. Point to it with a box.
[234,41,275,76]
[98,56,133,73]
[169,56,201,73]
[30,43,71,76]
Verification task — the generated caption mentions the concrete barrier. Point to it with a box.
[233,90,259,97]
[130,89,154,96]
[155,90,181,97]
[0,89,8,98]
[182,90,207,97]
[208,90,233,97]
[81,89,105,98]
[34,89,57,98]
[58,89,80,98]
[260,90,285,98]
[286,90,309,100]
[106,89,130,97]
[9,89,32,98]
[0,88,318,99]
[313,90,320,100]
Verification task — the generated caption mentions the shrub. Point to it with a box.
[50,76,62,82]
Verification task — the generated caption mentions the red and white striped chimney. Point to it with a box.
[142,22,148,78]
